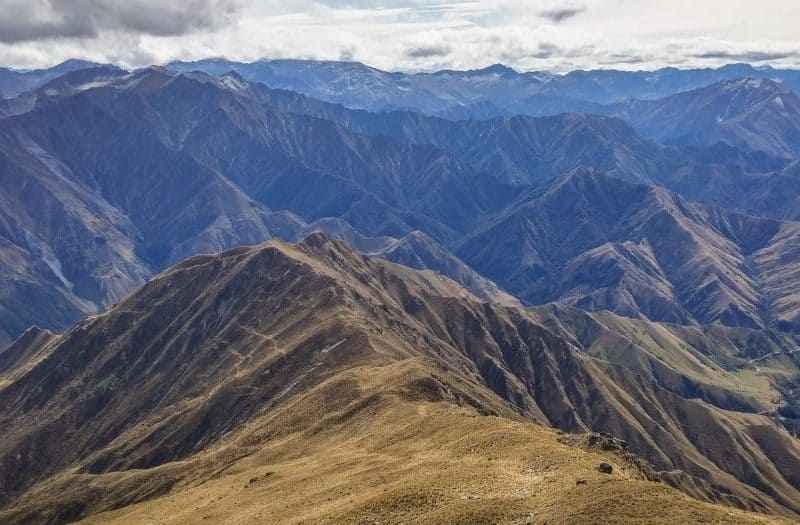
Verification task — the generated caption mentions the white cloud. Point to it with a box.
[0,0,799,72]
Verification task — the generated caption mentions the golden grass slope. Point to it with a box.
[76,369,791,525]
[1,234,799,523]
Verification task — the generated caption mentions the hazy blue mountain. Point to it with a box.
[608,78,800,158]
[0,60,102,99]
[3,65,800,343]
[168,58,800,118]
[241,72,800,219]
[0,67,513,341]
[539,63,800,103]
[459,169,800,331]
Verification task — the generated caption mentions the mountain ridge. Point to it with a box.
[2,234,800,522]
[5,66,800,342]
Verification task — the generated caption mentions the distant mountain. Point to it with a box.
[459,169,800,331]
[539,62,800,104]
[243,79,678,186]
[167,59,555,115]
[4,66,800,342]
[0,66,523,342]
[168,59,800,117]
[609,78,800,158]
[0,60,102,99]
[2,235,799,522]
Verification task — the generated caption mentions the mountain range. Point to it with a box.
[4,64,800,344]
[167,59,800,118]
[0,60,102,100]
[607,78,800,159]
[2,235,800,523]
[4,57,800,522]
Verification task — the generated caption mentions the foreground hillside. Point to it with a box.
[79,405,786,525]
[1,234,799,523]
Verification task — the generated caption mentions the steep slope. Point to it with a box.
[459,170,800,330]
[4,64,800,342]
[0,66,517,341]
[1,235,800,523]
[611,78,800,159]
[236,74,800,228]
[272,215,518,306]
[0,124,153,345]
[0,69,280,342]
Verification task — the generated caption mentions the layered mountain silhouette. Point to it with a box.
[236,72,800,218]
[609,78,800,159]
[168,59,800,116]
[4,57,800,524]
[0,60,103,100]
[0,66,512,342]
[3,66,800,343]
[459,169,800,330]
[2,235,800,523]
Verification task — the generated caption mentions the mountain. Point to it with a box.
[1,234,799,523]
[369,229,520,306]
[0,66,525,343]
[167,59,556,115]
[610,78,800,159]
[539,63,800,104]
[648,146,800,222]
[0,68,280,344]
[243,79,681,187]
[256,213,518,306]
[242,75,800,217]
[0,60,103,99]
[0,65,685,343]
[168,59,800,117]
[5,65,800,342]
[459,169,800,331]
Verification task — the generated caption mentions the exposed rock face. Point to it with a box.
[1,236,800,523]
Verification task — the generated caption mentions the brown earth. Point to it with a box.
[1,234,799,523]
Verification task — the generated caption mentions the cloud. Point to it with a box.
[693,49,800,62]
[538,6,585,24]
[531,42,560,59]
[600,53,648,65]
[1,1,800,73]
[404,43,452,59]
[0,0,241,44]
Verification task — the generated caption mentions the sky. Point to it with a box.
[1,1,799,73]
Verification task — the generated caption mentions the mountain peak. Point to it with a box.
[299,230,335,251]
[480,63,517,74]
[721,76,789,93]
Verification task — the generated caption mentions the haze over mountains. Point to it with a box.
[3,61,800,344]
[166,59,800,118]
[4,57,800,523]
